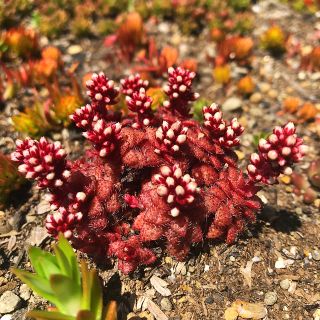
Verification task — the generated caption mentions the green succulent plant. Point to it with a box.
[11,234,117,320]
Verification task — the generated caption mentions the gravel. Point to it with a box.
[0,291,21,314]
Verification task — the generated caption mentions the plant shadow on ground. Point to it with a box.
[251,205,302,237]
[104,272,137,320]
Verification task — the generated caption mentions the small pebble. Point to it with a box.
[205,296,214,304]
[264,291,277,306]
[67,45,83,55]
[222,97,242,111]
[0,291,21,313]
[160,298,172,312]
[280,279,291,290]
[259,83,271,93]
[0,315,12,320]
[250,92,262,104]
[19,284,31,301]
[268,89,278,99]
[313,309,320,320]
[312,250,320,261]
[275,258,286,269]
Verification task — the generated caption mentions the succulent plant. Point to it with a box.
[2,27,39,59]
[291,158,320,204]
[104,12,144,62]
[12,67,306,273]
[217,36,254,63]
[260,25,286,55]
[237,76,255,95]
[213,64,231,85]
[11,234,117,320]
[0,153,25,207]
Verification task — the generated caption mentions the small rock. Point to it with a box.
[139,311,154,320]
[27,226,49,246]
[222,97,242,111]
[280,279,291,290]
[0,291,21,313]
[264,291,277,306]
[150,276,171,297]
[298,72,306,81]
[268,89,278,99]
[19,284,31,301]
[288,281,297,294]
[205,296,214,304]
[37,201,51,215]
[0,315,12,320]
[313,309,320,320]
[310,72,320,81]
[127,312,137,319]
[188,266,195,273]
[67,45,83,55]
[160,298,172,312]
[158,22,170,34]
[275,258,286,269]
[259,83,271,93]
[175,262,187,275]
[250,92,262,104]
[312,250,320,261]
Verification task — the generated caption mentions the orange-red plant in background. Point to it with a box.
[237,76,255,95]
[104,12,144,61]
[2,27,39,59]
[0,153,25,207]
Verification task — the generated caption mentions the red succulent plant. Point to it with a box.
[12,67,306,273]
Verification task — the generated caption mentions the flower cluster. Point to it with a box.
[163,67,199,115]
[120,74,149,96]
[203,103,244,147]
[154,121,188,155]
[85,72,119,106]
[12,67,306,273]
[247,122,307,184]
[153,164,199,217]
[11,137,69,189]
[125,88,153,128]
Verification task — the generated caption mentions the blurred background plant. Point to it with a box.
[11,234,117,320]
[0,153,25,208]
[260,25,286,55]
[291,159,320,204]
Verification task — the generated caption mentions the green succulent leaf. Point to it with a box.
[27,310,75,320]
[50,274,82,316]
[57,233,81,285]
[11,269,58,305]
[28,247,59,280]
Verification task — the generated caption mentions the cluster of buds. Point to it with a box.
[154,121,188,155]
[83,120,122,157]
[203,103,244,147]
[11,137,70,189]
[70,104,96,130]
[247,122,307,184]
[120,74,149,96]
[163,67,199,114]
[86,72,119,106]
[125,88,153,128]
[153,164,199,217]
[45,207,83,239]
